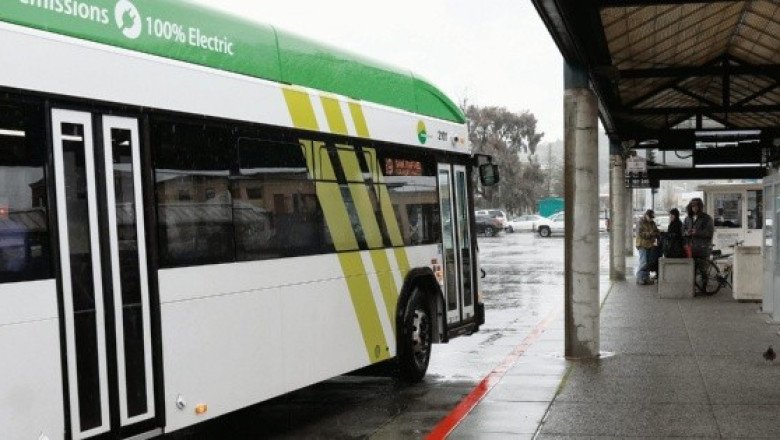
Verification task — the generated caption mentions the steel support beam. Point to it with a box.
[620,64,780,79]
[734,82,780,107]
[623,104,780,115]
[672,86,721,108]
[648,167,767,181]
[600,0,742,6]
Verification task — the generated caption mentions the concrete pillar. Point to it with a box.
[609,143,626,281]
[563,62,600,359]
[625,189,634,256]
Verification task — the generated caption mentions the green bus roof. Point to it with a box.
[0,0,465,124]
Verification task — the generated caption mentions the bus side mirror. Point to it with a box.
[479,164,500,187]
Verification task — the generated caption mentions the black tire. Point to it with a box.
[397,288,433,383]
[506,226,514,233]
[539,226,551,238]
[695,260,721,296]
[485,226,495,237]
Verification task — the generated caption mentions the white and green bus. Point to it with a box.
[0,1,497,439]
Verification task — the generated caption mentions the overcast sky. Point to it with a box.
[189,0,565,141]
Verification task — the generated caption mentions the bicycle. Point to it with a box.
[693,241,742,296]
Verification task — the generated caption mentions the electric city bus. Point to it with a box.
[0,1,497,439]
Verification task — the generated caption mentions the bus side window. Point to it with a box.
[379,155,440,246]
[152,121,235,267]
[232,139,332,260]
[0,98,52,284]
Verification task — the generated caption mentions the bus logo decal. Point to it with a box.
[115,0,142,40]
[417,121,428,144]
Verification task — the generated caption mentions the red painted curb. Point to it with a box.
[425,308,560,440]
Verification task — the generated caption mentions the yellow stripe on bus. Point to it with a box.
[325,98,402,329]
[321,96,349,135]
[363,148,412,276]
[338,251,391,361]
[363,150,379,183]
[369,249,400,332]
[282,88,318,132]
[303,140,360,250]
[297,139,389,362]
[348,102,370,138]
[338,147,399,331]
[337,148,382,248]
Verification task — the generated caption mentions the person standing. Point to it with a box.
[635,209,660,285]
[683,198,715,293]
[663,208,684,258]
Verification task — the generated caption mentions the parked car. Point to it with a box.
[475,215,503,237]
[505,214,546,233]
[475,209,507,229]
[537,211,565,237]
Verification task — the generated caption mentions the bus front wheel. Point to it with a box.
[397,288,433,383]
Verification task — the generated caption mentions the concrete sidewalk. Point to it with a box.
[448,280,780,439]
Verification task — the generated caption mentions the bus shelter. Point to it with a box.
[531,0,780,358]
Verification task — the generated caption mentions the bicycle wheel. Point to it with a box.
[695,260,721,296]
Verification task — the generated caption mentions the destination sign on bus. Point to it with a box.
[384,159,423,177]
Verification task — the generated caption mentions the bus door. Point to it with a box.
[438,164,475,325]
[453,165,475,321]
[51,110,159,440]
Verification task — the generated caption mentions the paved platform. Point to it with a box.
[444,279,780,439]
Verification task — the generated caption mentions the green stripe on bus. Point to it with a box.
[283,88,319,131]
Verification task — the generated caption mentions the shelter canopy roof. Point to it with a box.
[533,0,780,136]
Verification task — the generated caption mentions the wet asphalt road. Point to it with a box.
[174,232,610,439]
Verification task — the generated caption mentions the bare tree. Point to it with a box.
[466,105,547,214]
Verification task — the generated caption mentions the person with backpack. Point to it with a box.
[635,209,660,285]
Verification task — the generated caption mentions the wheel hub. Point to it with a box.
[411,309,430,365]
